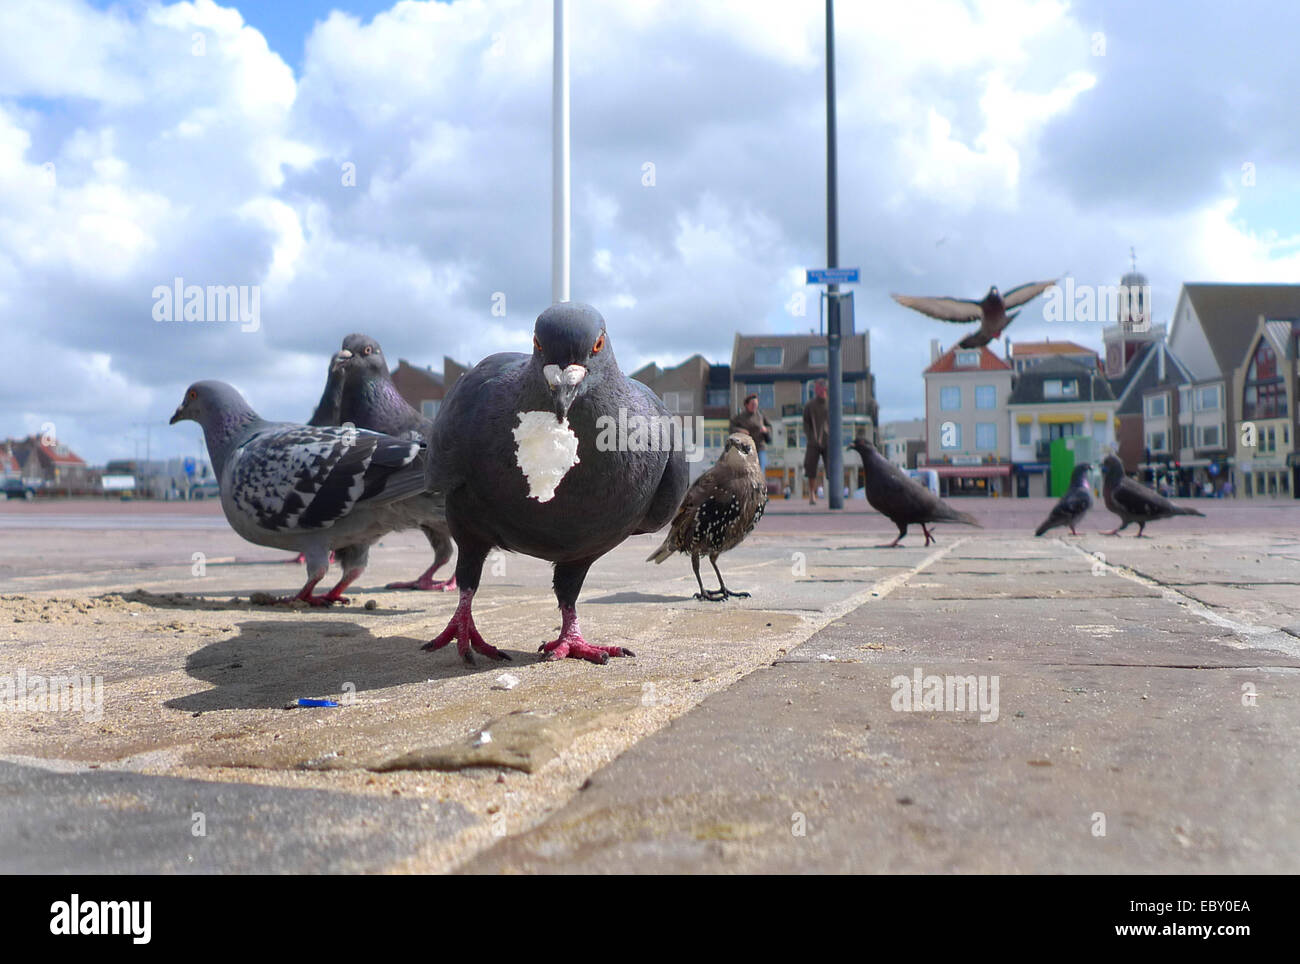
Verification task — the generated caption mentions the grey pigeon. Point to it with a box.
[1035,463,1093,536]
[892,279,1057,349]
[647,432,767,600]
[850,438,980,546]
[1100,453,1205,537]
[170,381,427,605]
[422,303,688,664]
[315,333,458,592]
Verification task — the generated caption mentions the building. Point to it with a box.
[391,357,471,422]
[1007,357,1117,497]
[1167,283,1300,496]
[1008,339,1100,374]
[0,446,21,481]
[731,332,876,496]
[4,435,93,492]
[630,354,727,482]
[1231,315,1298,498]
[921,342,1014,496]
[1102,322,1185,473]
[880,419,926,469]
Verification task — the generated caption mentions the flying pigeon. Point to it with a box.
[647,432,767,601]
[1100,453,1205,537]
[315,333,459,591]
[850,438,980,546]
[170,381,427,605]
[1035,463,1093,536]
[891,279,1057,349]
[421,303,688,664]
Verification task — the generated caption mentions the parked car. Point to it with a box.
[189,479,221,500]
[2,478,37,500]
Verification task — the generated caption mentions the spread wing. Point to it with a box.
[1000,279,1058,310]
[891,293,984,323]
[230,425,424,532]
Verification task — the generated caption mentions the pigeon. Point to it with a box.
[1035,463,1093,536]
[850,438,980,546]
[647,432,767,600]
[421,302,688,664]
[316,333,458,592]
[1100,453,1205,537]
[170,381,427,605]
[891,279,1057,349]
[307,347,351,427]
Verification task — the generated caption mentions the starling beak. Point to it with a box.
[891,279,1057,349]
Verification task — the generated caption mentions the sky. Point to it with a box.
[2,0,1299,466]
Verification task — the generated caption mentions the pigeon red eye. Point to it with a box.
[591,333,605,355]
[188,391,196,400]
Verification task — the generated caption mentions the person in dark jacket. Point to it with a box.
[730,394,772,472]
[802,381,830,505]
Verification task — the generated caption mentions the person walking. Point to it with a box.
[730,393,772,473]
[803,380,830,505]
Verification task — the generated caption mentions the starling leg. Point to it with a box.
[422,547,508,663]
[708,555,749,599]
[539,560,633,662]
[692,554,725,601]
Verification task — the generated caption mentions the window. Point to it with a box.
[1180,424,1193,449]
[662,391,694,414]
[748,385,775,410]
[1146,431,1167,452]
[1145,394,1167,418]
[754,347,783,367]
[706,388,729,408]
[940,423,962,449]
[1179,386,1192,412]
[808,346,828,367]
[1092,419,1106,441]
[1197,424,1221,448]
[956,350,980,368]
[1044,379,1078,399]
[421,400,441,419]
[787,426,800,449]
[940,386,961,410]
[1018,422,1031,445]
[975,386,997,409]
[975,423,997,450]
[1195,385,1221,411]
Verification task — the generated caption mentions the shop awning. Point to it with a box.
[921,464,1012,478]
[1039,413,1085,424]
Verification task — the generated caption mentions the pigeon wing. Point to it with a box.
[890,293,984,322]
[999,279,1058,310]
[230,426,422,532]
[1113,477,1175,520]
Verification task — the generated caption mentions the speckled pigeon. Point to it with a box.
[648,432,766,600]
[170,380,427,605]
[1100,453,1205,537]
[1035,463,1093,536]
[313,333,458,591]
[850,438,980,546]
[421,303,688,664]
[891,279,1057,349]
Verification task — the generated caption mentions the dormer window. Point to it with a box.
[1043,379,1078,399]
[956,350,980,368]
[754,347,783,367]
[808,346,828,367]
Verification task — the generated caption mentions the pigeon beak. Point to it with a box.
[544,364,587,420]
[332,349,353,373]
[169,405,185,425]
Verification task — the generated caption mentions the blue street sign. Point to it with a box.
[806,267,859,285]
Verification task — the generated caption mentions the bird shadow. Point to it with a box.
[165,619,520,711]
[585,590,690,604]
[100,588,423,616]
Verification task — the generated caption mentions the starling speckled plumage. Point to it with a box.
[647,432,767,601]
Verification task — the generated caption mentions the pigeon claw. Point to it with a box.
[539,635,634,664]
[386,573,458,592]
[422,608,509,662]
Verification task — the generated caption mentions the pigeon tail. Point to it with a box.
[1173,506,1207,518]
[935,506,981,527]
[958,330,993,349]
[1034,520,1052,537]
